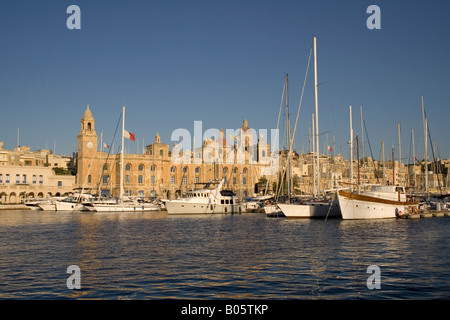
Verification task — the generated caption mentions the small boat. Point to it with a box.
[278,198,341,219]
[37,196,67,211]
[54,193,94,211]
[88,196,161,212]
[337,185,419,220]
[162,179,245,215]
[245,195,273,212]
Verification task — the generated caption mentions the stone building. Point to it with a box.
[76,106,274,199]
[0,142,76,204]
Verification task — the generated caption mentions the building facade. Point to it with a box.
[0,142,76,204]
[76,106,274,199]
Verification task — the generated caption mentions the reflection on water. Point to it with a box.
[0,210,449,299]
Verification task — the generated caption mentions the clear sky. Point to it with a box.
[1,0,449,163]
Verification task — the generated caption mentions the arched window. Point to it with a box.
[151,164,156,172]
[195,167,200,174]
[87,122,92,131]
[160,150,163,157]
[125,164,131,171]
[138,164,144,171]
[170,166,176,173]
[233,167,237,174]
[183,166,188,173]
[223,167,228,174]
[262,150,266,157]
[243,168,248,175]
[102,164,108,172]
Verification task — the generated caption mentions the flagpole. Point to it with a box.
[120,106,125,203]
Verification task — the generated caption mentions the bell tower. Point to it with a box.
[77,105,98,188]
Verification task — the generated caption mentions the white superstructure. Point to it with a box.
[337,185,419,220]
[162,179,244,215]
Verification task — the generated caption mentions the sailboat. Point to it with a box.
[336,106,419,219]
[89,106,161,212]
[276,36,341,219]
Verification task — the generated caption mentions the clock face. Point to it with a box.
[87,141,94,149]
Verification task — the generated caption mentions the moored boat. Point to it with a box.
[162,179,245,215]
[337,185,419,220]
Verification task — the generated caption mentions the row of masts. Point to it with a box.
[280,36,441,200]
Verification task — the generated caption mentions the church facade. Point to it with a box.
[76,106,274,199]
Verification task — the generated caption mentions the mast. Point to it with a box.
[349,105,353,192]
[312,113,316,196]
[412,128,417,190]
[392,146,395,186]
[98,130,103,197]
[285,73,292,200]
[356,135,360,188]
[398,122,402,185]
[313,36,320,197]
[120,105,125,202]
[381,139,385,184]
[360,105,365,183]
[421,94,429,199]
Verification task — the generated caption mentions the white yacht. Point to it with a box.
[88,196,161,212]
[337,185,419,220]
[37,196,67,211]
[278,198,341,219]
[162,179,244,215]
[54,193,94,211]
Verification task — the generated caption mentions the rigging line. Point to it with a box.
[363,119,379,183]
[424,107,443,194]
[97,110,123,190]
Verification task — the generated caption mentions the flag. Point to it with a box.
[414,156,418,162]
[103,143,110,148]
[124,130,135,141]
[328,145,332,152]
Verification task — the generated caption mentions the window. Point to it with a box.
[33,175,36,184]
[138,190,144,196]
[183,177,187,184]
[138,175,143,184]
[195,177,199,183]
[243,177,246,185]
[223,167,227,174]
[126,175,130,184]
[103,164,108,171]
[6,174,10,183]
[57,181,62,187]
[171,176,175,184]
[151,175,155,184]
[0,174,2,183]
[22,175,26,183]
[160,150,163,157]
[125,164,131,171]
[88,175,92,183]
[195,167,200,174]
[16,174,20,184]
[262,150,266,157]
[103,175,108,184]
[243,168,248,174]
[39,175,43,184]
[233,167,237,174]
[138,164,144,171]
[170,166,176,173]
[151,164,156,172]
[183,166,188,173]
[233,177,236,185]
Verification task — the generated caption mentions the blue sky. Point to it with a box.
[1,0,449,162]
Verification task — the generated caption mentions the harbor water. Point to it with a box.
[0,210,449,300]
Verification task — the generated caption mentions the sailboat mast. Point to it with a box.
[412,128,417,189]
[313,36,320,197]
[120,106,125,202]
[381,139,385,184]
[422,94,429,199]
[312,113,316,196]
[285,73,292,200]
[349,105,353,192]
[398,122,402,185]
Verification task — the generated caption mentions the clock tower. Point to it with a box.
[77,105,98,188]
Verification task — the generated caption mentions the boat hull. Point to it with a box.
[277,202,341,219]
[337,190,418,220]
[164,200,244,215]
[90,203,160,212]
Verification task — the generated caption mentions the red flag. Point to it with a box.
[328,145,332,152]
[414,156,418,162]
[124,129,135,141]
[103,143,110,148]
